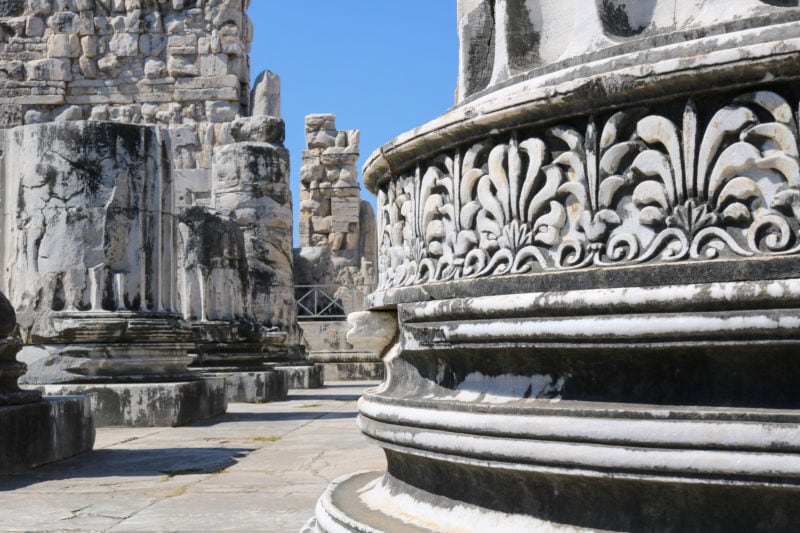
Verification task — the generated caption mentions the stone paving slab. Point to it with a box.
[0,382,385,533]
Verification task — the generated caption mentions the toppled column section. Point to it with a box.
[295,114,380,380]
[0,121,226,426]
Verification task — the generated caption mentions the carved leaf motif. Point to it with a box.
[772,189,800,219]
[633,181,669,210]
[518,138,548,221]
[599,141,642,180]
[528,166,563,226]
[706,142,760,202]
[374,89,800,289]
[640,206,665,226]
[743,123,798,157]
[533,201,566,246]
[696,106,758,199]
[721,203,751,224]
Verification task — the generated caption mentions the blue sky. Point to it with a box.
[247,2,459,245]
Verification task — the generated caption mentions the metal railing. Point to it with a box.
[295,284,373,320]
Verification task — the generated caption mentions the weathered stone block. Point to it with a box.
[97,54,121,77]
[143,10,161,32]
[27,0,51,16]
[0,104,21,127]
[205,100,236,122]
[35,379,227,427]
[76,11,93,35]
[172,123,199,147]
[0,397,95,474]
[203,370,288,403]
[274,364,323,390]
[0,60,24,81]
[48,12,78,33]
[199,53,227,76]
[229,115,284,143]
[173,86,237,101]
[108,32,138,56]
[139,33,165,56]
[143,57,164,79]
[80,35,97,57]
[89,104,108,120]
[25,16,45,37]
[167,33,197,55]
[167,55,197,77]
[26,58,71,81]
[52,104,82,121]
[47,33,81,58]
[23,109,46,123]
[78,55,97,78]
[110,11,140,33]
[250,69,280,117]
[345,311,396,356]
[0,0,23,16]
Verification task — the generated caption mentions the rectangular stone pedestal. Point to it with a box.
[202,370,288,403]
[0,396,95,474]
[31,379,227,427]
[308,355,384,381]
[274,364,324,389]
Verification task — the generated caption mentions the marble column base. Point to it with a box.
[311,463,800,533]
[28,378,226,427]
[0,396,95,474]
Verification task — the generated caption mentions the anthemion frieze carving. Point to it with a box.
[377,88,800,289]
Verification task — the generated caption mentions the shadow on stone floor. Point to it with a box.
[0,447,253,491]
[287,392,363,401]
[285,382,379,402]
[194,411,358,425]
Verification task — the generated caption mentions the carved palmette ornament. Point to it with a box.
[376,90,800,290]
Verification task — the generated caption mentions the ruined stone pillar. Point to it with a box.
[0,121,225,426]
[181,115,317,398]
[213,118,296,335]
[309,1,800,530]
[295,114,380,380]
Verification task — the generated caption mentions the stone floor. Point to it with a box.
[0,382,385,532]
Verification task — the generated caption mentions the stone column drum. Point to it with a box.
[0,121,225,426]
[309,1,800,530]
[184,115,320,398]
